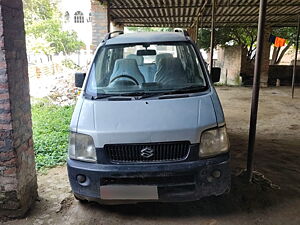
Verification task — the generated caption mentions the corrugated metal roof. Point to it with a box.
[104,0,300,28]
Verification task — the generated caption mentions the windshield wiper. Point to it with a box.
[91,94,119,100]
[89,92,147,100]
[167,85,207,94]
[86,86,207,100]
[139,85,207,99]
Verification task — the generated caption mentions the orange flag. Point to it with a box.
[274,37,286,47]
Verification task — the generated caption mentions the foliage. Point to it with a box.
[273,27,298,43]
[24,0,85,55]
[62,59,81,70]
[127,27,173,32]
[198,27,257,61]
[271,27,297,64]
[27,37,55,56]
[32,100,74,170]
[198,26,297,64]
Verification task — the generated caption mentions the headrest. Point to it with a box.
[155,57,187,85]
[109,58,145,84]
[155,53,173,65]
[126,54,144,66]
[112,59,139,74]
[157,57,183,71]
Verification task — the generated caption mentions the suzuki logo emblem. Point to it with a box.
[140,147,154,158]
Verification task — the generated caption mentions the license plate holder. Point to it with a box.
[100,185,158,200]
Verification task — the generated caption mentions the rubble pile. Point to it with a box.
[30,70,80,106]
[48,73,79,106]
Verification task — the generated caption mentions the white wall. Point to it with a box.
[58,0,92,51]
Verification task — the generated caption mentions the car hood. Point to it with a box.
[76,95,217,148]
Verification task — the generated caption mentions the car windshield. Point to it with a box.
[85,42,207,96]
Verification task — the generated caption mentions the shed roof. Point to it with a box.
[104,0,300,28]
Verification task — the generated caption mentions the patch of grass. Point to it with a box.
[32,100,74,171]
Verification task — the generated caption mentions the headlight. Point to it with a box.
[199,126,229,157]
[68,132,97,162]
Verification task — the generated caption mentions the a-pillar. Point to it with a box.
[91,0,109,51]
[0,0,37,218]
[260,26,272,87]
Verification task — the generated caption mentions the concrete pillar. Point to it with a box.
[216,46,245,85]
[260,26,272,87]
[0,0,37,218]
[91,0,108,51]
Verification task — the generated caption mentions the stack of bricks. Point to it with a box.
[0,0,37,218]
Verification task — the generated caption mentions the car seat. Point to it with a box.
[154,58,188,85]
[109,59,145,85]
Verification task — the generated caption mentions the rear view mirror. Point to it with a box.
[211,67,221,83]
[75,72,86,88]
[137,49,157,56]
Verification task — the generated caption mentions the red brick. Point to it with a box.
[0,92,9,99]
[0,102,10,110]
[0,123,12,130]
[0,157,16,166]
[0,151,15,160]
[4,167,16,176]
[0,140,5,147]
[0,83,8,90]
[0,113,11,121]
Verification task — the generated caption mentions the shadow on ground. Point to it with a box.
[73,132,294,220]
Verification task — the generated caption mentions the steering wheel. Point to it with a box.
[110,75,139,85]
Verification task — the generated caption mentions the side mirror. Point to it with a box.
[211,67,221,83]
[75,72,86,88]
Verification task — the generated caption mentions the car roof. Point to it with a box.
[105,32,190,45]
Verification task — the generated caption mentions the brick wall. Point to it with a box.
[260,26,272,87]
[91,0,108,51]
[0,0,37,218]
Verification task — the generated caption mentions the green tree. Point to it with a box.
[198,27,257,62]
[271,27,297,65]
[197,26,297,64]
[24,0,85,55]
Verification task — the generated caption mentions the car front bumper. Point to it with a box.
[67,153,230,203]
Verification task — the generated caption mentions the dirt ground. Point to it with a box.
[2,87,300,225]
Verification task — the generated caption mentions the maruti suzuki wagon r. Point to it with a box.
[67,31,230,204]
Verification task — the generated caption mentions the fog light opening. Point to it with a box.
[212,170,221,178]
[77,174,87,184]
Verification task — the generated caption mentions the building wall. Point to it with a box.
[59,0,92,50]
[0,0,37,218]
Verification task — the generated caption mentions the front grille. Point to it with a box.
[105,142,190,163]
